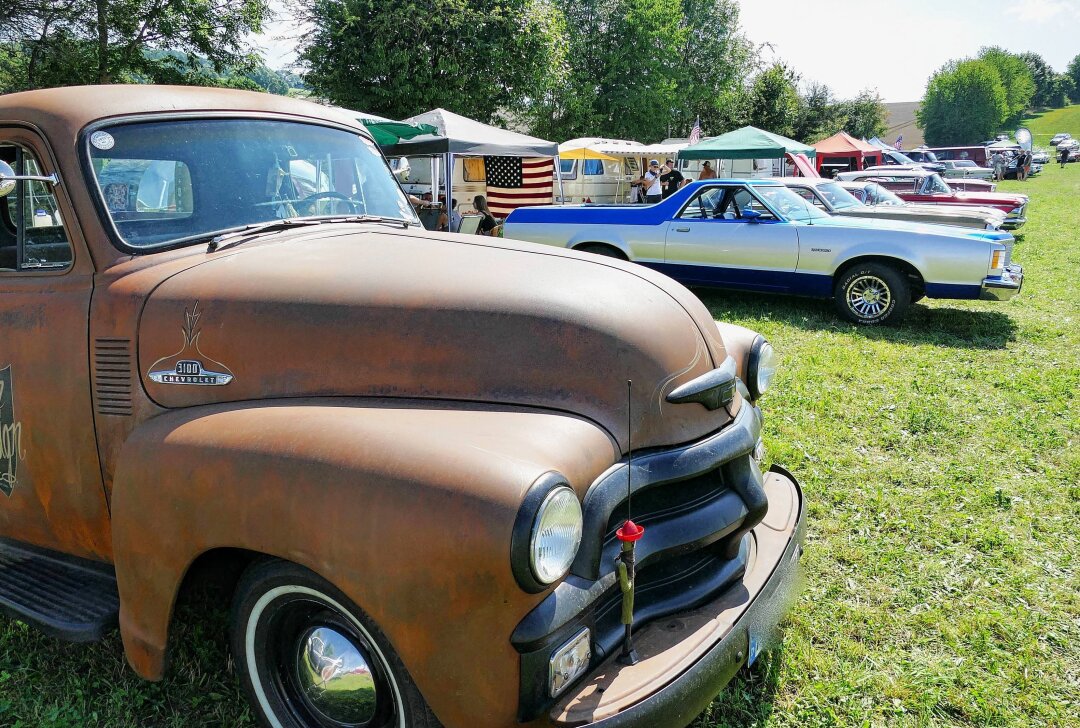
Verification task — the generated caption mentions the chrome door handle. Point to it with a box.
[675,226,690,232]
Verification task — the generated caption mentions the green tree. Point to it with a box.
[1049,73,1075,108]
[1067,54,1080,100]
[300,0,561,123]
[834,89,888,139]
[917,59,1006,145]
[670,0,756,138]
[978,46,1035,123]
[1019,51,1056,107]
[1,0,270,91]
[793,81,837,141]
[746,62,799,137]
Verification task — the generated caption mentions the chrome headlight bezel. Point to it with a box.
[512,473,583,592]
[747,335,777,400]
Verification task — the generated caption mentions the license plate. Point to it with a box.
[747,630,763,666]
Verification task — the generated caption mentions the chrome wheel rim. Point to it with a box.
[293,626,379,725]
[246,586,403,728]
[846,275,891,318]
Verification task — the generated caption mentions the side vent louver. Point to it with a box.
[94,338,133,416]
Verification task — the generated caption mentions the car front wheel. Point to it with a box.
[230,559,439,728]
[834,263,910,325]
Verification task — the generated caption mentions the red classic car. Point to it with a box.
[837,168,1027,229]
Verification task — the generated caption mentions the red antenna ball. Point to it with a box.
[616,520,645,542]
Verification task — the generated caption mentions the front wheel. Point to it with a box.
[833,263,910,325]
[230,560,439,728]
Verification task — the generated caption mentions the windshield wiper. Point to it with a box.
[206,215,413,252]
[207,218,321,252]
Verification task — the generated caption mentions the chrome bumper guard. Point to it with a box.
[981,264,1024,301]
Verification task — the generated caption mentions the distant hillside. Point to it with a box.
[883,101,924,149]
[1022,105,1080,145]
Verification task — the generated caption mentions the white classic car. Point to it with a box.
[504,179,1023,325]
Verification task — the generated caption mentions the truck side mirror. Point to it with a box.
[0,160,59,198]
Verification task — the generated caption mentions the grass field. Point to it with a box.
[1,110,1078,727]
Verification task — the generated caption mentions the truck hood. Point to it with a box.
[137,225,732,450]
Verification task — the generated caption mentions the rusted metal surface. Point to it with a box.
[112,401,617,727]
[0,86,785,728]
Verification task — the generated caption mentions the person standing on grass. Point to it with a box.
[991,150,1006,181]
[642,160,663,203]
[1060,147,1070,168]
[698,161,717,180]
[660,159,685,199]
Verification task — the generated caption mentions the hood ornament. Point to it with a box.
[616,379,644,666]
[148,302,234,386]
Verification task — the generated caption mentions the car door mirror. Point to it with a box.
[0,159,59,198]
[741,209,763,222]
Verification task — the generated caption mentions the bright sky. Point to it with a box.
[736,0,1080,102]
[252,1,1080,103]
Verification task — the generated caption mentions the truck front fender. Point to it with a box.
[111,398,616,728]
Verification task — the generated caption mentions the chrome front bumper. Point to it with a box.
[547,466,805,728]
[981,264,1024,301]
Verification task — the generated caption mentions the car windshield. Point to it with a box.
[866,183,906,206]
[754,186,830,221]
[921,173,952,194]
[86,118,418,249]
[814,182,862,210]
[917,150,939,162]
[954,160,978,168]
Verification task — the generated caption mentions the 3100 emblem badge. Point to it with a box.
[148,302,233,386]
[0,365,24,496]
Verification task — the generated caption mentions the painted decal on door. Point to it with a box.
[147,302,234,386]
[0,366,25,496]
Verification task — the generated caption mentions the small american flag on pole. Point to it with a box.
[894,134,903,150]
[689,116,702,145]
[483,156,554,218]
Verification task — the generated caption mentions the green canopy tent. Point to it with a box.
[351,111,439,146]
[678,125,816,160]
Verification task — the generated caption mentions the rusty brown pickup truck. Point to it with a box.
[0,86,805,728]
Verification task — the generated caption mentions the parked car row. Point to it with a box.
[505,179,1023,326]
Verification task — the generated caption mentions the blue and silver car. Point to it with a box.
[504,179,1023,325]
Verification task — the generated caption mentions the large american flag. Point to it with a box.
[483,156,554,218]
[689,116,702,145]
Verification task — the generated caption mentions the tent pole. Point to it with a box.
[446,152,454,226]
[555,156,565,205]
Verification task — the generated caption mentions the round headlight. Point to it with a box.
[748,337,777,399]
[530,487,583,585]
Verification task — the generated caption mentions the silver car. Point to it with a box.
[504,179,1023,325]
[939,160,994,180]
[782,177,1006,230]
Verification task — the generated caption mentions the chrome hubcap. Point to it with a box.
[294,626,378,724]
[847,275,891,318]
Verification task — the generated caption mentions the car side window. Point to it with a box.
[677,187,726,220]
[0,144,73,272]
[732,189,778,220]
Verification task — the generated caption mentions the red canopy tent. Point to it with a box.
[813,131,883,175]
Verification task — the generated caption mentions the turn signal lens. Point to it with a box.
[990,249,1004,271]
[549,628,591,697]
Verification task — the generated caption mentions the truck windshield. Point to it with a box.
[86,118,418,249]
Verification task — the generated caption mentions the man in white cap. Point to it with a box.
[643,159,663,203]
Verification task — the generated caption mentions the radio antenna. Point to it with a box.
[626,380,632,517]
[616,379,643,665]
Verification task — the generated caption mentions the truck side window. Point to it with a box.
[0,144,73,271]
[677,187,725,219]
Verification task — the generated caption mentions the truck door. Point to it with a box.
[0,133,111,561]
[663,185,800,291]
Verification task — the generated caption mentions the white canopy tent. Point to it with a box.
[381,109,561,221]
